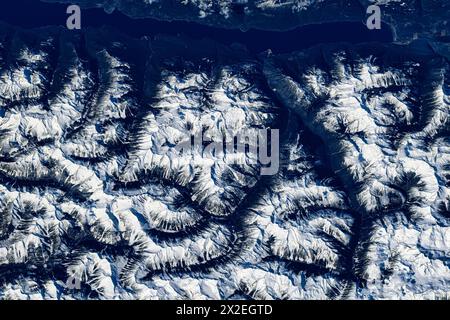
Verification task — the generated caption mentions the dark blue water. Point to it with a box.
[0,0,393,54]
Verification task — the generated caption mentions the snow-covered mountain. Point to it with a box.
[0,20,448,299]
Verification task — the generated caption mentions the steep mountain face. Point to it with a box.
[43,0,450,43]
[0,21,448,299]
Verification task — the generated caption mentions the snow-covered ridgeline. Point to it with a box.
[0,26,449,299]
